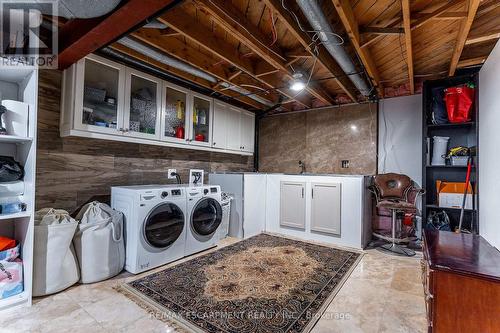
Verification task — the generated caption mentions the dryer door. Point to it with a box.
[191,198,222,236]
[144,202,185,249]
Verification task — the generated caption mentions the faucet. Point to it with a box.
[298,160,305,174]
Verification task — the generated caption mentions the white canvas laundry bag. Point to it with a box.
[33,208,79,296]
[73,202,125,284]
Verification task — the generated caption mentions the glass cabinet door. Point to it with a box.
[190,94,212,145]
[78,56,124,134]
[162,84,189,143]
[124,71,161,139]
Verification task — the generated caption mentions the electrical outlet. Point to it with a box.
[168,169,177,179]
[341,160,350,168]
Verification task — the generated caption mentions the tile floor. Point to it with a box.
[0,237,426,333]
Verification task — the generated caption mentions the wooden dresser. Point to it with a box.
[422,230,500,333]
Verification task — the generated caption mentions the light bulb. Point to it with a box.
[290,81,306,91]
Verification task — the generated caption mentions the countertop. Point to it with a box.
[209,172,372,178]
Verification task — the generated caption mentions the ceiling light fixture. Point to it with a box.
[290,73,306,91]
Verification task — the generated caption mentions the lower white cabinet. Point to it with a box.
[280,182,306,229]
[311,183,341,235]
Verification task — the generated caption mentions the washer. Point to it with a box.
[111,185,187,274]
[185,185,223,256]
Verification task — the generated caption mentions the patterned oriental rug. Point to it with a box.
[120,234,362,333]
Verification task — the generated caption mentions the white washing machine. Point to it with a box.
[111,185,187,274]
[185,185,223,256]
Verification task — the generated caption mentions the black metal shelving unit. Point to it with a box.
[422,73,479,233]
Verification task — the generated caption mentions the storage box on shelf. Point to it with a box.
[61,54,255,155]
[0,65,38,311]
[422,73,479,233]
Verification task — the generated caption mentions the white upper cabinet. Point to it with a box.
[61,54,254,155]
[189,93,212,147]
[212,101,228,149]
[226,106,242,151]
[124,69,161,140]
[240,111,255,152]
[74,54,125,135]
[161,82,190,144]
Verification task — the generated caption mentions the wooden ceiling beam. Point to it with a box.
[264,0,359,102]
[411,0,464,30]
[130,29,278,105]
[466,28,500,45]
[413,11,467,20]
[360,27,404,35]
[457,56,487,68]
[194,0,333,106]
[449,0,481,76]
[361,1,465,49]
[402,0,414,94]
[157,6,311,108]
[57,0,178,69]
[331,0,381,93]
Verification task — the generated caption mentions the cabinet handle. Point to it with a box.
[213,142,216,146]
[301,187,304,198]
[312,188,314,199]
[119,128,124,132]
[124,128,129,132]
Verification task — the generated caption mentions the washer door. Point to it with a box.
[144,202,185,249]
[191,198,222,236]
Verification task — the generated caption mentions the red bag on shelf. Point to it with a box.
[444,85,475,123]
[0,236,16,251]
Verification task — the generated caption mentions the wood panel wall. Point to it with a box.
[36,70,253,213]
[258,103,378,175]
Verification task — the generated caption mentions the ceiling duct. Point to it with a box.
[116,37,273,107]
[296,0,372,96]
[143,19,169,29]
[8,0,121,19]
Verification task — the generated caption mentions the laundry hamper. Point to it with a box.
[218,193,233,241]
[73,202,125,284]
[33,209,79,296]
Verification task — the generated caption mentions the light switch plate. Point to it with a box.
[168,169,177,179]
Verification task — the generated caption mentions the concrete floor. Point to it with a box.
[0,238,426,333]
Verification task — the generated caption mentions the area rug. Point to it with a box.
[120,234,362,333]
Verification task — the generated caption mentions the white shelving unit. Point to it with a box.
[0,65,38,311]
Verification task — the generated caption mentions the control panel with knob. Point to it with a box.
[161,191,169,199]
[203,188,209,195]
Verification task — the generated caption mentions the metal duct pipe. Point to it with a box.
[117,37,272,106]
[296,0,372,96]
[118,37,217,83]
[12,0,121,19]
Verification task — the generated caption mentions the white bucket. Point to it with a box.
[431,136,449,166]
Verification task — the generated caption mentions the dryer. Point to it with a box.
[185,185,223,256]
[111,185,187,274]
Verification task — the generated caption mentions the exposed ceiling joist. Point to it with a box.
[58,0,178,69]
[361,0,464,49]
[466,28,500,45]
[194,0,336,106]
[411,0,464,30]
[264,0,359,102]
[156,6,311,108]
[457,56,487,68]
[360,27,404,35]
[413,11,467,20]
[402,0,414,94]
[449,0,481,76]
[331,0,381,93]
